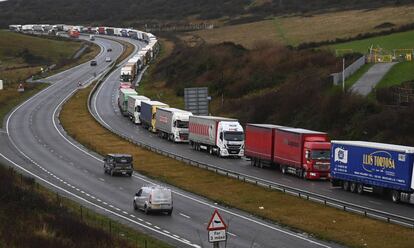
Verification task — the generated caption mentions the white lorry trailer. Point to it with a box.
[127,95,150,124]
[155,108,193,142]
[188,116,245,158]
[118,88,138,116]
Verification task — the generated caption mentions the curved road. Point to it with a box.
[0,35,340,248]
[91,43,414,221]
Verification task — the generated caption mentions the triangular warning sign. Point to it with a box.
[207,209,227,231]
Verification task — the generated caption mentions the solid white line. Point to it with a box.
[0,153,199,247]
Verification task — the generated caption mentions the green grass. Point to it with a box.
[376,61,414,88]
[330,30,414,54]
[344,63,374,89]
[0,30,81,66]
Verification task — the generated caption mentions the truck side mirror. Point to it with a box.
[305,150,310,160]
[135,193,139,197]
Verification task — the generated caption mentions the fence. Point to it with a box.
[331,55,366,85]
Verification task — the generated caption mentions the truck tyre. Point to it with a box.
[281,166,287,174]
[128,172,132,177]
[342,181,350,191]
[391,190,400,203]
[350,182,357,193]
[357,184,364,194]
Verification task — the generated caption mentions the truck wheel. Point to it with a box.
[128,172,132,177]
[342,181,350,191]
[350,182,357,193]
[391,190,400,203]
[357,184,364,194]
[281,166,287,174]
[251,159,256,167]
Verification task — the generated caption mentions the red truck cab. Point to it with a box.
[302,136,331,179]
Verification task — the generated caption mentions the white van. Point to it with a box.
[133,186,173,215]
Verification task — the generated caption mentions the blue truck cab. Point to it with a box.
[331,140,414,203]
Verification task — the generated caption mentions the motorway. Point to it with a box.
[0,35,342,248]
[90,42,414,221]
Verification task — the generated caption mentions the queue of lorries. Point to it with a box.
[10,23,414,205]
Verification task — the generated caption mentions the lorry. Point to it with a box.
[97,27,106,35]
[155,108,193,142]
[127,95,150,124]
[68,29,80,38]
[330,140,414,203]
[120,62,136,83]
[140,101,169,132]
[118,88,138,116]
[188,116,244,158]
[244,125,330,180]
[105,27,114,35]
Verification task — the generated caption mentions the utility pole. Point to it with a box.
[342,58,345,92]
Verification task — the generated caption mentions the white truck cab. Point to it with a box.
[216,121,245,157]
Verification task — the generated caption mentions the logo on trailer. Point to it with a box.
[334,147,348,164]
[208,125,214,140]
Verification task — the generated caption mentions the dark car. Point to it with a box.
[103,154,133,177]
[90,60,97,66]
[107,48,112,52]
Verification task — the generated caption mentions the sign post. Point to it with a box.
[207,209,227,247]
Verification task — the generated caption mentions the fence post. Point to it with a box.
[80,206,83,221]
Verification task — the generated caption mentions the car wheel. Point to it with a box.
[281,166,287,174]
[144,205,149,215]
[133,201,138,210]
[167,209,173,216]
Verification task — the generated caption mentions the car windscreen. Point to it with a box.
[115,156,132,163]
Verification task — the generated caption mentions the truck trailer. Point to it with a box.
[155,108,193,142]
[331,140,414,203]
[140,101,169,132]
[245,124,330,180]
[118,88,138,116]
[127,95,150,124]
[188,116,244,158]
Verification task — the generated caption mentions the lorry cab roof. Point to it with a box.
[158,107,191,113]
[332,140,414,153]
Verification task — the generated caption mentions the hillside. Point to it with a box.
[1,0,413,28]
[148,40,414,145]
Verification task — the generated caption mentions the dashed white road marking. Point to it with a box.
[227,232,237,237]
[179,213,191,219]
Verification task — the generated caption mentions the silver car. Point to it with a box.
[133,186,173,215]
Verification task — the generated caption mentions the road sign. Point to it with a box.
[208,229,226,243]
[184,87,209,115]
[207,209,227,231]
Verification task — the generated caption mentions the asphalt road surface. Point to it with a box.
[91,43,414,222]
[0,35,342,248]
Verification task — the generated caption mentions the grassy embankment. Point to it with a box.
[0,162,171,248]
[189,5,414,48]
[61,70,414,248]
[137,39,184,108]
[0,30,99,127]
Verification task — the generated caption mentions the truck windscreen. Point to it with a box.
[176,120,189,128]
[224,132,244,141]
[311,150,330,160]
